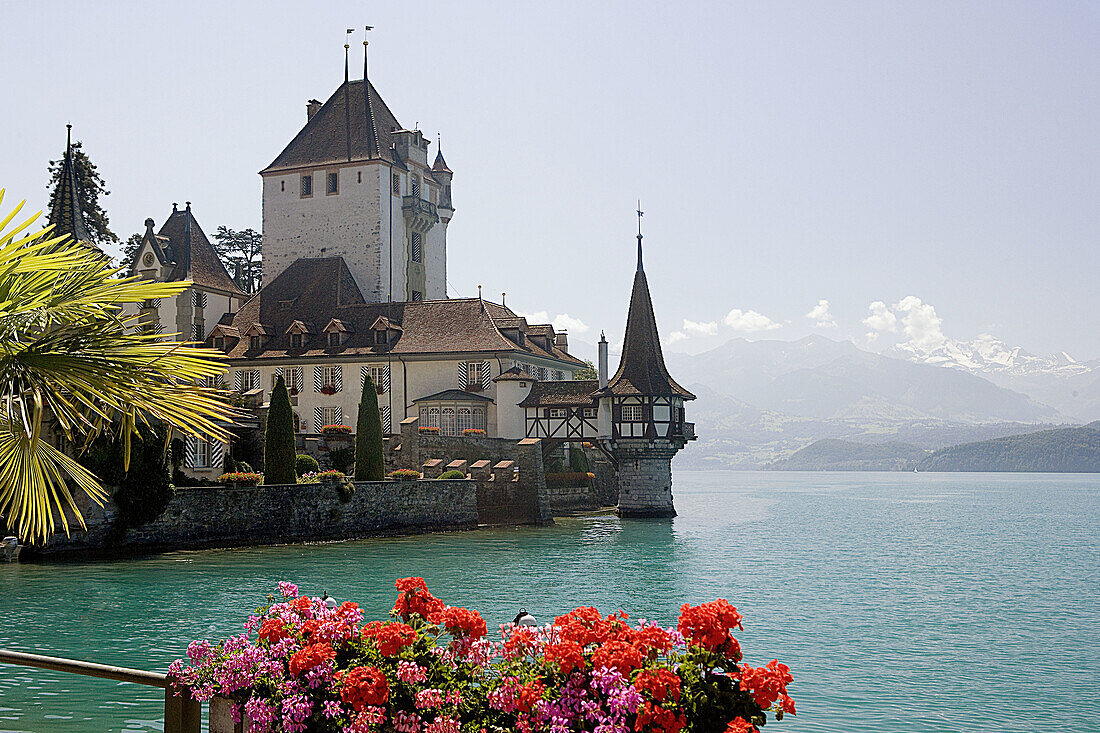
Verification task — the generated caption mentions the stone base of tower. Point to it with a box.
[611,442,681,518]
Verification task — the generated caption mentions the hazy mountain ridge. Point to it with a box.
[667,335,1070,469]
[917,421,1100,472]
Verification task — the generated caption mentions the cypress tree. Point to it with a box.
[355,374,386,481]
[265,375,297,484]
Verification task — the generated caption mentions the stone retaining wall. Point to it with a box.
[32,479,477,558]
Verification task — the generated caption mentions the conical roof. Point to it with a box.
[48,125,93,246]
[432,148,451,173]
[603,239,694,399]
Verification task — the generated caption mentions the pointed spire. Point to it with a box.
[48,124,94,246]
[432,135,452,173]
[603,222,694,400]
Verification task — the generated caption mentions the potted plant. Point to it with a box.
[389,468,421,480]
[417,426,441,435]
[218,471,262,487]
[316,469,345,486]
[321,424,352,435]
[320,385,337,395]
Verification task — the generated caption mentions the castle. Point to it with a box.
[105,54,695,517]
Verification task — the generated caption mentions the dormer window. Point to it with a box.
[213,337,225,351]
[290,333,303,349]
[376,329,388,345]
[250,335,260,350]
[327,332,341,348]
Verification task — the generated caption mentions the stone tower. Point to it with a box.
[597,225,696,518]
[260,49,452,303]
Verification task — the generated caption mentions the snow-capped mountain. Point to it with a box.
[892,334,1094,378]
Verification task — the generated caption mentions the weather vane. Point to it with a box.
[637,200,644,236]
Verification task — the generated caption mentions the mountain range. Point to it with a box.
[663,335,1087,469]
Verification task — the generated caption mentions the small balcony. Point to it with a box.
[402,196,439,233]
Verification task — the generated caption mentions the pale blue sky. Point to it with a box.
[4,1,1098,360]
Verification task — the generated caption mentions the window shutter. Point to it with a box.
[293,368,303,394]
[209,441,223,472]
[314,366,323,392]
[333,366,342,392]
[381,405,392,433]
[335,407,343,426]
[458,361,468,389]
[361,365,369,388]
[481,360,492,389]
[275,366,284,378]
[234,371,243,391]
[184,437,197,469]
[382,364,391,393]
[314,406,324,433]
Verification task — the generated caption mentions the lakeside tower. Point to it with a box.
[597,222,696,517]
[260,43,453,302]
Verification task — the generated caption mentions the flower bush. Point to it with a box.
[316,470,346,482]
[389,469,422,480]
[418,426,441,435]
[322,425,352,435]
[170,578,795,733]
[461,428,486,437]
[219,471,263,486]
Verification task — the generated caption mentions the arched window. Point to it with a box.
[441,408,456,436]
[457,408,472,433]
[428,407,440,429]
[472,409,485,430]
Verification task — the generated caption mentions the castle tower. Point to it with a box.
[597,220,695,518]
[259,43,452,303]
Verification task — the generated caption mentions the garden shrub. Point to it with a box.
[264,376,297,485]
[295,454,319,477]
[328,446,355,475]
[437,469,466,479]
[389,469,421,480]
[569,445,591,472]
[355,374,385,481]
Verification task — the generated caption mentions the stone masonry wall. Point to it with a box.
[614,444,678,518]
[33,479,476,558]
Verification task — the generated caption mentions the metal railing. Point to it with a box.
[0,648,201,733]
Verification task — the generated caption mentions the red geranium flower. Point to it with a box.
[544,640,586,675]
[634,668,681,703]
[677,600,743,653]
[289,642,335,676]
[341,665,390,711]
[591,639,644,675]
[393,577,446,622]
[432,606,488,639]
[362,621,418,656]
[258,618,293,645]
[517,680,545,714]
[725,718,756,733]
[635,701,686,733]
[738,660,794,711]
[503,626,537,659]
[632,626,674,656]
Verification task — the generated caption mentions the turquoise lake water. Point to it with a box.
[1,471,1098,732]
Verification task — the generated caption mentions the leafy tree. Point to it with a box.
[213,226,263,294]
[79,426,174,532]
[119,232,143,269]
[354,374,385,481]
[46,140,118,247]
[0,188,235,543]
[264,375,296,484]
[574,360,598,380]
[295,453,319,477]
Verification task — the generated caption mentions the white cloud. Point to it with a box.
[682,319,719,337]
[667,331,689,345]
[894,295,946,351]
[862,301,898,332]
[514,310,589,335]
[865,331,879,343]
[724,308,781,332]
[552,313,590,335]
[805,299,837,328]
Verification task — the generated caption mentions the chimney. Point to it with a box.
[306,99,322,120]
[555,331,569,352]
[598,331,609,388]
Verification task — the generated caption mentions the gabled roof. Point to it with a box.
[262,79,403,173]
[48,126,94,247]
[155,204,244,295]
[494,366,535,382]
[219,256,586,366]
[601,240,694,400]
[519,380,600,408]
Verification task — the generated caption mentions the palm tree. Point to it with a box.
[0,189,236,543]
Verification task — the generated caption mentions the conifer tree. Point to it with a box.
[46,140,118,247]
[355,374,385,481]
[265,375,297,484]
